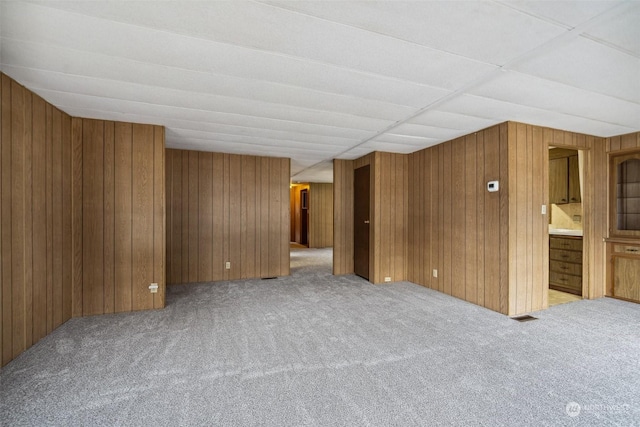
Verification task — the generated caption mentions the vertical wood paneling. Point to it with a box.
[1,74,165,367]
[242,156,257,278]
[45,104,53,330]
[52,109,63,327]
[167,150,182,285]
[11,80,26,358]
[132,124,154,311]
[181,152,190,282]
[307,183,333,248]
[114,122,132,312]
[464,134,477,304]
[198,152,213,282]
[229,155,242,280]
[102,121,115,314]
[82,119,104,316]
[451,139,465,299]
[212,153,224,280]
[1,75,12,365]
[0,74,75,367]
[406,124,509,314]
[165,150,290,284]
[333,159,354,275]
[71,118,83,318]
[153,126,165,309]
[61,114,72,322]
[188,151,199,283]
[31,95,47,343]
[76,119,164,316]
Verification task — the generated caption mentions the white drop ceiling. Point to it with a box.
[1,1,638,182]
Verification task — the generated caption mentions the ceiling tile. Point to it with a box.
[512,36,640,103]
[497,1,623,28]
[265,0,567,65]
[583,3,640,56]
[470,71,640,129]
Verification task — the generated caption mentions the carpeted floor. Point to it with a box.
[1,248,639,426]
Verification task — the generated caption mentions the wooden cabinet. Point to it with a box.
[549,149,581,204]
[549,236,582,295]
[549,158,569,204]
[568,155,581,203]
[609,242,640,303]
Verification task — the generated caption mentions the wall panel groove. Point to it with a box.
[166,149,289,284]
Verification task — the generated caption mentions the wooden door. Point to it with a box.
[354,165,370,279]
[300,189,308,245]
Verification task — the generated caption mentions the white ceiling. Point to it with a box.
[1,1,639,182]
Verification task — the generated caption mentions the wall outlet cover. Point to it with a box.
[225,261,231,269]
[384,277,391,282]
[149,283,158,293]
[433,269,438,278]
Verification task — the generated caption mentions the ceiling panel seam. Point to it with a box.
[291,0,637,178]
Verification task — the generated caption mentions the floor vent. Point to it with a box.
[262,277,278,280]
[511,315,538,322]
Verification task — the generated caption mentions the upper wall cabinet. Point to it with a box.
[610,151,640,237]
[549,148,581,204]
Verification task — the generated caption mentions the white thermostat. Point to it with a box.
[487,181,499,192]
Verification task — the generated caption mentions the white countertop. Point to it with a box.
[549,228,583,237]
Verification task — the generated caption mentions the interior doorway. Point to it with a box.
[354,165,370,280]
[548,147,585,306]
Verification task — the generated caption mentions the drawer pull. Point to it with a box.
[559,278,567,282]
[626,248,639,253]
[560,266,568,270]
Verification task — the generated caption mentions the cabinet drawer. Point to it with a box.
[550,237,583,251]
[549,249,582,264]
[613,245,640,255]
[550,271,582,291]
[549,260,582,276]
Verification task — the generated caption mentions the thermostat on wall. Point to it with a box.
[487,181,499,192]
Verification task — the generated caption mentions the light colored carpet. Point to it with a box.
[1,248,639,426]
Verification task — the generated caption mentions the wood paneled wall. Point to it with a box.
[1,74,73,366]
[407,122,607,315]
[373,152,408,283]
[408,124,510,313]
[607,131,640,152]
[507,122,548,314]
[1,73,166,367]
[333,152,407,283]
[166,149,290,284]
[333,159,354,275]
[308,183,333,248]
[72,119,165,317]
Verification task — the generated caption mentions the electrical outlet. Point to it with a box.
[433,269,438,278]
[384,277,391,282]
[149,283,158,294]
[225,261,231,270]
[541,205,547,215]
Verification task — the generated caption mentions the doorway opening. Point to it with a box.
[289,182,335,272]
[548,147,585,307]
